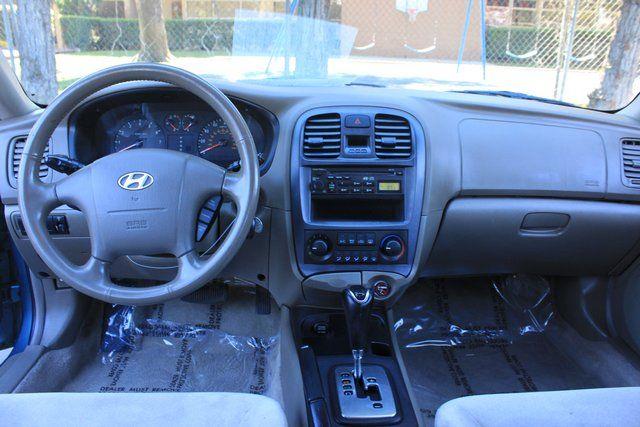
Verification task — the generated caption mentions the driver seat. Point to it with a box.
[0,392,287,426]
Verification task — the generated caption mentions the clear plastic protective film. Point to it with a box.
[394,275,599,424]
[395,274,554,349]
[97,288,280,397]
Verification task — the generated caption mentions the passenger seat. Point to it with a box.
[435,387,640,427]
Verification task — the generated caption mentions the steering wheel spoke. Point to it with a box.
[222,171,243,201]
[28,181,61,216]
[54,166,94,211]
[184,156,227,202]
[176,250,203,282]
[76,256,112,290]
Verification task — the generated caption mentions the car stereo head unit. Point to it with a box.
[308,168,405,222]
[309,168,404,197]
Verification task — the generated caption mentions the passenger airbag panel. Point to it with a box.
[460,119,606,197]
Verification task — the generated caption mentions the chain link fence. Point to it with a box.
[0,1,622,67]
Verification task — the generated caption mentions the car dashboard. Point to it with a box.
[2,80,640,308]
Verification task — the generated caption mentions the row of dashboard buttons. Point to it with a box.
[311,179,376,195]
[337,232,376,247]
[334,252,379,264]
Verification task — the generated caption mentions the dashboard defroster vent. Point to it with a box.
[10,136,50,181]
[374,114,412,158]
[303,113,341,158]
[622,139,640,188]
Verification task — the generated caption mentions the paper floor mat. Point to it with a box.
[394,278,602,424]
[62,288,281,399]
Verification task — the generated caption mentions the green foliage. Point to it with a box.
[55,0,99,16]
[60,15,94,50]
[93,18,140,50]
[59,15,239,52]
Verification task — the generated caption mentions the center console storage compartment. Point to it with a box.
[311,197,403,222]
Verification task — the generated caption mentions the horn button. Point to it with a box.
[86,149,220,260]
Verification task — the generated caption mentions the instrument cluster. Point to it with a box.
[111,107,265,168]
[69,89,276,171]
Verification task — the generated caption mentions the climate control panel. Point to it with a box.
[304,230,407,265]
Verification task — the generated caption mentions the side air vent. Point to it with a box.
[374,114,412,158]
[9,136,50,184]
[303,113,341,158]
[622,139,640,188]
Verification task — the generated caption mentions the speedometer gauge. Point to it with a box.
[197,118,236,166]
[114,118,165,152]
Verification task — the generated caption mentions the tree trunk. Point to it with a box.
[588,0,640,110]
[295,0,330,78]
[11,0,58,104]
[135,0,171,62]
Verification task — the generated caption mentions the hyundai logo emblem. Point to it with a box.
[117,172,154,191]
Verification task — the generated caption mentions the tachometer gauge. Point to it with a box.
[164,114,182,133]
[197,118,236,166]
[114,118,165,152]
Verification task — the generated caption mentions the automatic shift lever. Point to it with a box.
[343,285,373,381]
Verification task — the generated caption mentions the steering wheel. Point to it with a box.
[17,64,259,305]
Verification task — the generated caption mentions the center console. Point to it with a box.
[291,107,426,279]
[291,107,424,426]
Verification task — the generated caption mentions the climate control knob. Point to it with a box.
[310,239,329,257]
[307,234,332,261]
[380,235,405,260]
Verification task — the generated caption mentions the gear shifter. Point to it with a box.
[343,285,373,381]
[336,285,397,422]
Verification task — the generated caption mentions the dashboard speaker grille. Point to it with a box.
[10,136,49,180]
[622,139,640,188]
[374,114,412,158]
[303,113,341,158]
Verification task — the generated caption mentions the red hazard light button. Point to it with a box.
[345,114,371,128]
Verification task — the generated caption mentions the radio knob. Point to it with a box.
[311,180,325,192]
[380,235,405,260]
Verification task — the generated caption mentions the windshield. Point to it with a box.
[1,0,638,110]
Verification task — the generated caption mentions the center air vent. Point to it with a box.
[374,114,412,158]
[9,136,49,186]
[303,113,341,158]
[622,139,640,188]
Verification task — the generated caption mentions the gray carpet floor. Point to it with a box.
[394,279,640,425]
[15,287,283,403]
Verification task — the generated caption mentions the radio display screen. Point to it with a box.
[378,181,401,192]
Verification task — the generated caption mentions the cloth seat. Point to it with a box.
[0,391,287,427]
[435,387,640,427]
